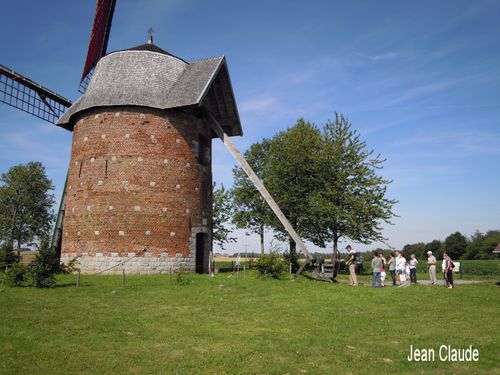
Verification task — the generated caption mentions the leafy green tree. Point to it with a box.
[265,119,323,270]
[0,162,55,251]
[425,239,443,259]
[212,183,236,250]
[231,139,273,255]
[0,242,19,267]
[444,231,467,259]
[310,113,397,256]
[26,235,63,288]
[403,242,426,259]
[477,230,500,259]
[462,230,483,260]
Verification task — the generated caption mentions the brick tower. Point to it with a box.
[57,41,242,274]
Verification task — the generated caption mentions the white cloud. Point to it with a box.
[357,51,401,62]
[387,80,455,106]
[239,97,281,114]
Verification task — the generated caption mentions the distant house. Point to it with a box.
[493,243,500,256]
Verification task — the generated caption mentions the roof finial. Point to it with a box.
[147,27,154,44]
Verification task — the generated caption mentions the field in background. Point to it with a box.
[0,272,498,374]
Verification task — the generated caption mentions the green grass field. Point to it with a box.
[1,271,498,374]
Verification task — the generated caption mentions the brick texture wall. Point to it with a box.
[61,107,213,274]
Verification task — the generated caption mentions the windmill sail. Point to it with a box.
[0,64,72,124]
[79,0,117,93]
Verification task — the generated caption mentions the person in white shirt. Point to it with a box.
[395,250,407,286]
[409,254,418,284]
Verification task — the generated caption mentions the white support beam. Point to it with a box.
[204,110,312,265]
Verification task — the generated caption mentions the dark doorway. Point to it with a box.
[195,233,206,273]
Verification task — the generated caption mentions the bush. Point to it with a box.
[27,246,60,288]
[5,263,27,286]
[0,243,19,267]
[282,251,299,273]
[174,267,191,285]
[459,260,500,276]
[255,253,287,279]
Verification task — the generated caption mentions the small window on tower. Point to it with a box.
[198,135,209,166]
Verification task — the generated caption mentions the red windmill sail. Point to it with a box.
[79,0,117,92]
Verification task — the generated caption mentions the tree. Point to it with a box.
[212,183,236,250]
[265,119,323,270]
[444,231,467,259]
[0,242,19,267]
[403,242,426,259]
[310,113,397,256]
[0,162,55,251]
[476,230,500,259]
[26,235,61,288]
[462,230,483,260]
[425,239,443,259]
[231,139,273,255]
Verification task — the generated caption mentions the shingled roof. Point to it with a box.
[57,43,242,137]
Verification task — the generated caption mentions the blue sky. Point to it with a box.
[1,0,499,254]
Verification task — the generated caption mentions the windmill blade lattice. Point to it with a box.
[0,64,72,124]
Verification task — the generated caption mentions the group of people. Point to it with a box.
[345,245,456,288]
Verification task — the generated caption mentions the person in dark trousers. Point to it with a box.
[409,254,418,284]
[443,252,455,289]
[387,252,397,286]
[371,251,383,288]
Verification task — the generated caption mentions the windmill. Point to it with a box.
[1,0,313,275]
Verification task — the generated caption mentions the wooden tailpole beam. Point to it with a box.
[204,110,312,275]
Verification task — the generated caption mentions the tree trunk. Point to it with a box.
[289,237,296,254]
[259,225,265,256]
[289,237,298,272]
[332,231,339,279]
[16,236,21,257]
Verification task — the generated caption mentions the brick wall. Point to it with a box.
[61,107,213,274]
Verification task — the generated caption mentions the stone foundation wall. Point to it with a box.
[61,252,195,275]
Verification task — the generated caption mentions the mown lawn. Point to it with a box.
[0,272,498,374]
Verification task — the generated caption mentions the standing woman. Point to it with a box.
[379,253,387,287]
[396,251,407,286]
[443,252,455,289]
[346,245,358,286]
[387,252,397,286]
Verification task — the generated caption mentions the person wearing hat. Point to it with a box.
[346,245,358,286]
[427,251,437,285]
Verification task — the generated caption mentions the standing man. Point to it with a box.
[346,245,358,286]
[427,251,437,285]
[371,251,383,288]
[387,252,397,286]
